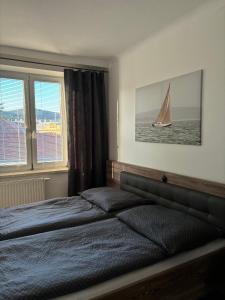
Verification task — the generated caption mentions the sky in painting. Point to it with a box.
[136,70,202,113]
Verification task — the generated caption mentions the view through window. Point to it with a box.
[34,80,63,163]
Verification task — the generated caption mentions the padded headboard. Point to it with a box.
[120,172,225,233]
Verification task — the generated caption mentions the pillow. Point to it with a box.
[117,205,220,255]
[81,187,151,212]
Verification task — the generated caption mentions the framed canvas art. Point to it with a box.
[135,70,202,145]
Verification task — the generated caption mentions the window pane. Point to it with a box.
[0,77,27,166]
[34,81,63,163]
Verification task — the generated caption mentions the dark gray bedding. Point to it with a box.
[81,186,151,212]
[117,205,221,255]
[0,218,165,300]
[1,171,222,300]
[0,196,107,241]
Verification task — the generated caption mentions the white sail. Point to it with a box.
[152,84,172,127]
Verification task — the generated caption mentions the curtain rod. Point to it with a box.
[0,55,108,73]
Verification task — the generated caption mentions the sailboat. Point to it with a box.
[152,84,172,127]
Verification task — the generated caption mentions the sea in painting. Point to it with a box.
[135,120,201,145]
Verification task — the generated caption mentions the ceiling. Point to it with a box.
[0,0,210,58]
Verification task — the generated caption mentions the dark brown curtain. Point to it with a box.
[64,69,108,196]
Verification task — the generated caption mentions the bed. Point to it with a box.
[0,171,224,300]
[0,186,149,241]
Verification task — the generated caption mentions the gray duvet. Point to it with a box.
[0,196,107,241]
[0,218,165,300]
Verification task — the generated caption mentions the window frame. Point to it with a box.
[29,74,67,170]
[0,70,67,173]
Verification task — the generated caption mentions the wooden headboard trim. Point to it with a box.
[106,160,225,198]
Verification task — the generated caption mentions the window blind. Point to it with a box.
[0,77,27,166]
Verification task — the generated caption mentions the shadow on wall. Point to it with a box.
[109,58,119,160]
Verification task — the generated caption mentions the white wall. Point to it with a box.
[110,0,225,183]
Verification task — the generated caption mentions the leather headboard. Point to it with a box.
[120,172,225,233]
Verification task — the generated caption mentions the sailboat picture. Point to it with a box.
[135,70,202,145]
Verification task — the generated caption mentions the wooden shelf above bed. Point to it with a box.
[106,160,225,198]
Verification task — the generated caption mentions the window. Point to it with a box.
[0,71,67,172]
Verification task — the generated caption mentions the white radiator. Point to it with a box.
[0,178,49,208]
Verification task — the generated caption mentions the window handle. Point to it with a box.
[32,131,37,140]
[26,128,32,139]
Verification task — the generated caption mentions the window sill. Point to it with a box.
[0,168,68,179]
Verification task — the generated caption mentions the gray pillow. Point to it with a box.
[81,187,151,212]
[117,205,220,255]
